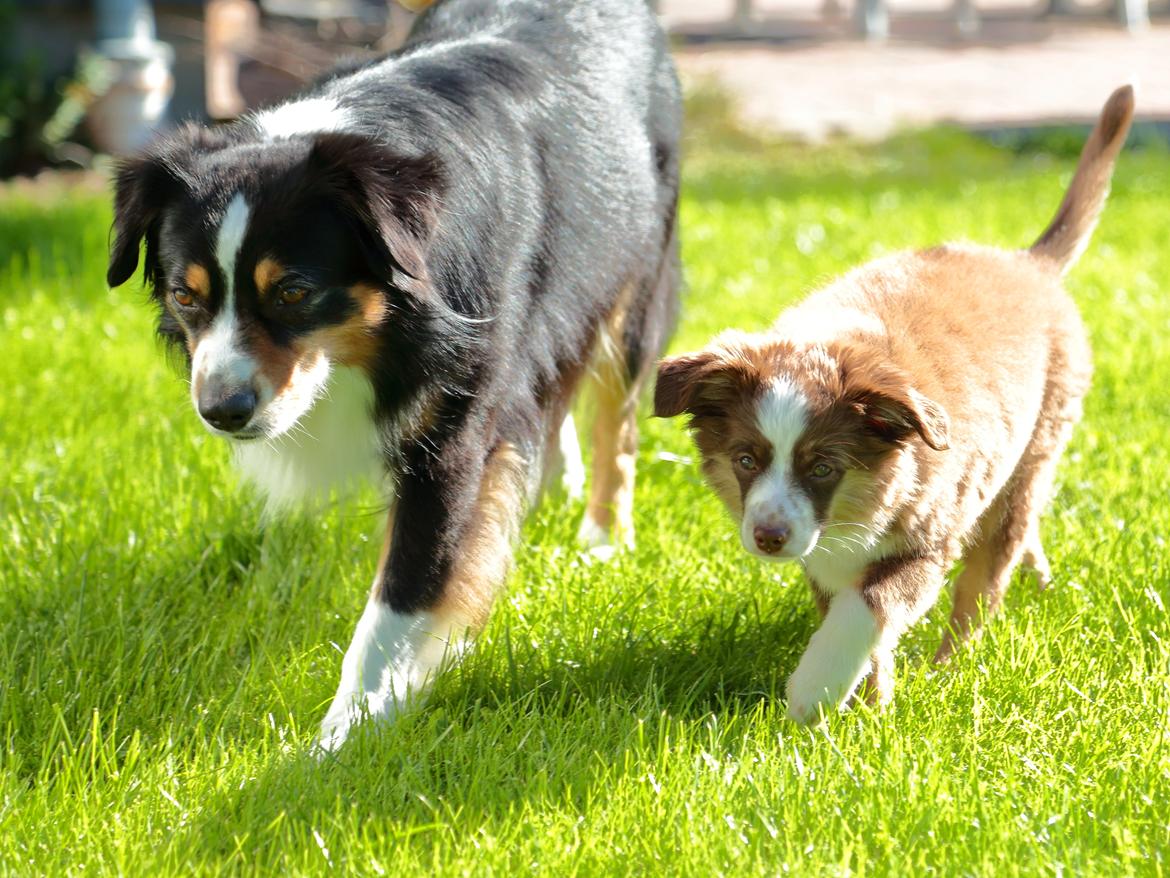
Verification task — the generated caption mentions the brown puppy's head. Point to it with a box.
[655,331,949,561]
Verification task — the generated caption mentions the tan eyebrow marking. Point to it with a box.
[184,264,211,299]
[253,257,285,299]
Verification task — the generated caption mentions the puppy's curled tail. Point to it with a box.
[1030,84,1135,274]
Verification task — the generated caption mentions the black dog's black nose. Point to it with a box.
[200,389,257,433]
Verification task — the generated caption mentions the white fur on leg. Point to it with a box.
[786,588,881,724]
[558,414,586,501]
[317,597,469,752]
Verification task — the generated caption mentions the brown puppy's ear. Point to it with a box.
[654,345,763,420]
[851,386,950,451]
[654,351,719,417]
[307,133,444,283]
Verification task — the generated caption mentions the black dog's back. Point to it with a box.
[309,0,680,409]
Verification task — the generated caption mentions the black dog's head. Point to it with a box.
[108,123,442,440]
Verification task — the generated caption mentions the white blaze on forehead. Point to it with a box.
[756,376,808,455]
[255,97,354,140]
[741,376,819,558]
[191,193,255,420]
[215,192,251,291]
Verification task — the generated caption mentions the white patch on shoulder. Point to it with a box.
[786,587,880,724]
[232,365,383,509]
[254,97,354,140]
[317,598,471,752]
[741,377,817,559]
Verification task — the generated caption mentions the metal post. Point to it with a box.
[88,0,174,153]
[953,0,979,37]
[1115,0,1149,30]
[734,0,753,27]
[854,0,888,40]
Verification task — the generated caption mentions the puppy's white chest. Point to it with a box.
[802,530,899,595]
[231,366,383,509]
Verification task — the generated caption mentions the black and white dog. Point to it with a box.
[107,0,681,750]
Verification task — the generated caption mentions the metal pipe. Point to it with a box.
[87,0,175,154]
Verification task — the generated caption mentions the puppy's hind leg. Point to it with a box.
[935,466,1058,663]
[936,377,1083,662]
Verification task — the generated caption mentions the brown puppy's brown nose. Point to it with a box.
[754,524,790,555]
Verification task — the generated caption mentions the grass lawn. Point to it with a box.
[1,103,1168,875]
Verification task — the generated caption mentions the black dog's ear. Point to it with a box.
[307,132,444,282]
[107,152,185,288]
[108,124,234,288]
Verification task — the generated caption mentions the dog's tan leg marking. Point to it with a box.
[438,442,530,627]
[579,282,642,552]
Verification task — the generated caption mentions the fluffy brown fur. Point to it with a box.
[655,85,1134,721]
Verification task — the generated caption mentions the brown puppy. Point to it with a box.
[655,85,1134,723]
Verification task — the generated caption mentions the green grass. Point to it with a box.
[1,110,1168,875]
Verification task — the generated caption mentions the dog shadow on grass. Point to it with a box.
[171,583,833,867]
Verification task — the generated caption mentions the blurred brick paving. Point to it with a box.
[661,0,1170,138]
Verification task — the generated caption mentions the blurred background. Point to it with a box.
[0,0,1167,177]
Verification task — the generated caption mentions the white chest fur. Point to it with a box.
[231,365,384,509]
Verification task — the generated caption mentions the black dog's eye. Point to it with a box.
[736,454,758,472]
[810,462,835,479]
[277,286,310,307]
[172,288,197,309]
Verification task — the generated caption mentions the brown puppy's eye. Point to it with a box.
[810,462,834,479]
[736,454,757,472]
[172,288,196,308]
[278,286,309,306]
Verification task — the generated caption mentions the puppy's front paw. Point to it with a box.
[785,669,835,725]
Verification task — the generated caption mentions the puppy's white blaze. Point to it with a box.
[786,588,880,724]
[233,365,382,509]
[255,98,354,140]
[741,377,817,558]
[318,599,470,752]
